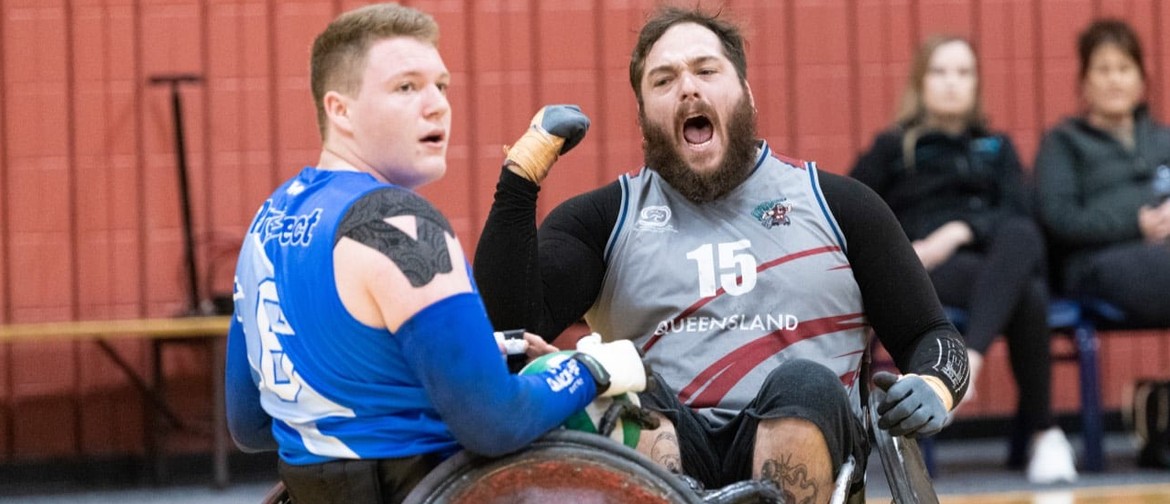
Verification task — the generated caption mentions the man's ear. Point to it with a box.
[745,81,757,113]
[323,90,353,136]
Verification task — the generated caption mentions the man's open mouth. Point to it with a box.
[683,115,714,146]
[421,130,446,145]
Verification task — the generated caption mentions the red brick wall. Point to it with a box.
[2,0,1169,460]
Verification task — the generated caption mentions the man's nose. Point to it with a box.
[678,73,701,101]
[423,85,449,118]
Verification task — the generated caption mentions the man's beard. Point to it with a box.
[641,95,758,204]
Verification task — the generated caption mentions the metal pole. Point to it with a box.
[148,74,204,315]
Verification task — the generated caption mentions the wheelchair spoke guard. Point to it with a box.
[868,387,940,504]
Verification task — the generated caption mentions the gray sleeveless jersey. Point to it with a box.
[586,142,871,425]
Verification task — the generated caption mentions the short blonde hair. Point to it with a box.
[310,3,439,139]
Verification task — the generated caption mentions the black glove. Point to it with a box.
[874,371,951,437]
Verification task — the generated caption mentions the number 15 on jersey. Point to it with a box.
[685,240,757,297]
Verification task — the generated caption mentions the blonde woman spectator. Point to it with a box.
[852,36,1076,484]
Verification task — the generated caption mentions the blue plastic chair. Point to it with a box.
[1048,299,1105,472]
[943,299,1107,472]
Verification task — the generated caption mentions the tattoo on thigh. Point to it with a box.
[650,432,682,473]
[760,454,819,504]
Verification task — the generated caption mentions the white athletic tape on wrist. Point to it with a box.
[493,330,529,356]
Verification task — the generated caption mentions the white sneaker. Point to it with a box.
[1027,427,1078,484]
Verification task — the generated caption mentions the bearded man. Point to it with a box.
[474,7,969,504]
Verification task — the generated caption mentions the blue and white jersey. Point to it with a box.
[233,167,458,464]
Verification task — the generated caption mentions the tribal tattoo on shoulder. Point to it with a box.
[336,188,454,287]
[759,454,820,504]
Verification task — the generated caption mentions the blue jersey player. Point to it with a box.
[224,4,647,503]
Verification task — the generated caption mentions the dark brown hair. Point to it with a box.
[1077,18,1145,80]
[628,6,747,107]
[310,3,439,139]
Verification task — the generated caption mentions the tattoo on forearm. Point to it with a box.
[760,454,819,504]
[650,432,682,473]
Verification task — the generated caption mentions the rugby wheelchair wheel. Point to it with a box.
[403,429,703,504]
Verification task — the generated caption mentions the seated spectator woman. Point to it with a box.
[1035,19,1170,330]
[852,35,1076,483]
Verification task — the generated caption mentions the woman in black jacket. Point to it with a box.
[1035,19,1170,331]
[851,35,1075,483]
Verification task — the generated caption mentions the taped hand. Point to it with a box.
[874,371,952,437]
[504,105,590,184]
[571,333,649,397]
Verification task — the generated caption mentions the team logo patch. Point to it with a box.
[752,198,793,228]
[635,205,676,233]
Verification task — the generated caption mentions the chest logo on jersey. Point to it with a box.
[752,198,793,229]
[249,200,324,247]
[635,205,676,233]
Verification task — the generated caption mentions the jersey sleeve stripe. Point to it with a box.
[604,174,631,262]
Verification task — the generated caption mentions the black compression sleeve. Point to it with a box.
[474,168,621,340]
[475,169,542,332]
[534,178,621,337]
[818,171,970,402]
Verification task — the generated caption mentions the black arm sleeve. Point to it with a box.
[474,168,620,340]
[819,171,970,401]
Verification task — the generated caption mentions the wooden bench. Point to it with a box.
[0,316,233,487]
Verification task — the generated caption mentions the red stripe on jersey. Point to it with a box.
[834,348,867,359]
[839,370,858,387]
[770,151,807,169]
[836,347,869,387]
[642,245,842,352]
[828,264,852,271]
[678,312,867,408]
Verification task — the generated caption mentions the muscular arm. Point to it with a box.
[475,168,620,339]
[819,171,969,403]
[338,188,598,456]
